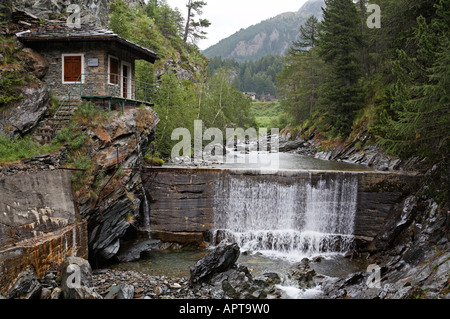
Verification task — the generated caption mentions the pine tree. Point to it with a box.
[377,0,450,159]
[317,0,364,136]
[183,0,211,44]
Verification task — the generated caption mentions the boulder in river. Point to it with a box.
[189,243,240,286]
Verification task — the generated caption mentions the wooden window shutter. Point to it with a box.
[64,56,82,82]
[109,57,119,85]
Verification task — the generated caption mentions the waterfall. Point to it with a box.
[213,172,358,260]
[143,189,151,233]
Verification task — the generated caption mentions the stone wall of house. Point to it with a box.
[25,41,136,101]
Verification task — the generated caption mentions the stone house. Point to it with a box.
[16,22,158,106]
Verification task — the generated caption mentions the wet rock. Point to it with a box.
[115,239,161,262]
[6,267,42,299]
[77,108,159,264]
[50,287,62,299]
[0,83,50,138]
[289,258,317,289]
[40,287,52,299]
[261,272,281,285]
[61,256,101,299]
[10,0,111,26]
[105,283,134,299]
[189,243,240,286]
[279,139,305,152]
[21,48,49,79]
[373,195,418,251]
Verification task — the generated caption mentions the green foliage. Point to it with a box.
[376,1,450,160]
[152,72,196,157]
[71,101,108,123]
[277,15,322,127]
[0,70,26,105]
[152,69,257,158]
[251,102,283,128]
[0,36,31,105]
[143,151,164,166]
[316,0,364,137]
[208,55,284,96]
[182,0,211,44]
[0,135,60,164]
[275,0,449,168]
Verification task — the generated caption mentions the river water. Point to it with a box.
[113,149,372,299]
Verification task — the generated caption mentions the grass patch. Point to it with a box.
[0,135,61,165]
[251,101,284,129]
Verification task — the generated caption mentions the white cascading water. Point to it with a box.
[213,173,358,260]
[143,190,151,233]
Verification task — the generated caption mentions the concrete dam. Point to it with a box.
[143,167,419,257]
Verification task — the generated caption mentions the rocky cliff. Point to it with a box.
[63,106,159,265]
[8,0,111,26]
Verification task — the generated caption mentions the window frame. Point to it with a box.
[61,53,85,84]
[108,55,120,86]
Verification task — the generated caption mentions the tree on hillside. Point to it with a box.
[183,0,211,44]
[296,15,319,119]
[316,0,364,136]
[376,0,449,159]
[277,15,323,126]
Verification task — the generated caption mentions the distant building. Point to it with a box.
[243,92,257,101]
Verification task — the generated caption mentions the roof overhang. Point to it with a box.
[16,25,159,64]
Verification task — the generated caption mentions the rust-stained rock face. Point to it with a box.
[0,170,76,248]
[0,221,88,296]
[74,107,159,263]
[0,168,87,297]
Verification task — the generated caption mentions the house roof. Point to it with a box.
[16,22,159,63]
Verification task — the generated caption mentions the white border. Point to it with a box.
[62,53,84,84]
[108,55,120,86]
[121,61,132,99]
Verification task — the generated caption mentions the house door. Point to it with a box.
[63,55,82,83]
[122,63,131,99]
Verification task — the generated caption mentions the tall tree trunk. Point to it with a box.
[183,0,192,43]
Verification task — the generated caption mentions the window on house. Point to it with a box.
[63,55,82,82]
[109,57,120,85]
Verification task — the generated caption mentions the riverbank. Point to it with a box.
[93,269,210,299]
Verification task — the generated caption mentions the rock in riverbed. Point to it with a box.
[189,243,240,286]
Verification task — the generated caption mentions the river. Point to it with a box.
[111,147,373,299]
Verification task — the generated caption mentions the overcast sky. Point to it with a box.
[165,0,309,50]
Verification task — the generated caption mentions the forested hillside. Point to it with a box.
[277,0,449,159]
[276,0,449,203]
[208,55,284,97]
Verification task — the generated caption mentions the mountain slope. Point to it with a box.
[202,0,325,61]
